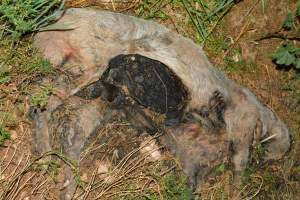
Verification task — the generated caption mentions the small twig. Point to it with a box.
[244,175,263,200]
[10,172,36,200]
[223,21,251,59]
[160,165,177,176]
[105,189,143,198]
[260,134,277,144]
[80,143,106,162]
[76,134,162,199]
[1,151,79,199]
[31,178,48,195]
[92,142,162,199]
[255,31,300,41]
[82,169,97,200]
[4,176,22,200]
[237,0,259,25]
[0,143,12,167]
[221,0,258,57]
[1,143,18,174]
[181,0,206,40]
[8,154,28,180]
[118,0,140,12]
[264,64,273,109]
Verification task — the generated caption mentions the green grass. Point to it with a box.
[135,0,171,20]
[112,173,194,200]
[181,0,235,44]
[136,0,236,45]
[0,39,53,85]
[0,65,11,84]
[0,112,17,128]
[30,84,54,108]
[32,151,84,188]
[0,125,10,146]
[0,0,65,40]
[162,174,194,200]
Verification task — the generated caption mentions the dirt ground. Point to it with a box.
[0,0,300,199]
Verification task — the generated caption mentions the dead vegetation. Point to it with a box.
[0,0,300,199]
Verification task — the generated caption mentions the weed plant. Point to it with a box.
[0,0,64,40]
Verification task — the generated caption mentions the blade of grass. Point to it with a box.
[181,0,206,42]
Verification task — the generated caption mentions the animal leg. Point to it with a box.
[225,103,259,185]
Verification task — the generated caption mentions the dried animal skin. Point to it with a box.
[161,122,228,190]
[32,8,291,198]
[31,96,113,199]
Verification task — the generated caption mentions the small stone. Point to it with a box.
[62,179,70,188]
[140,137,162,161]
[232,53,241,62]
[96,160,111,175]
[10,130,18,140]
[81,173,88,182]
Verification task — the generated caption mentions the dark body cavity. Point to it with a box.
[77,54,189,125]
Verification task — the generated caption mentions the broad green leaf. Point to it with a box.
[275,50,295,66]
[286,43,297,52]
[294,47,300,56]
[284,52,295,65]
[282,11,294,30]
[273,46,288,59]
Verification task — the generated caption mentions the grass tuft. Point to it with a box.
[0,39,54,86]
[0,0,65,40]
[30,84,54,108]
[181,0,236,44]
[0,125,10,146]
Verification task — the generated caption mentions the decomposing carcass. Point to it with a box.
[31,8,291,199]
